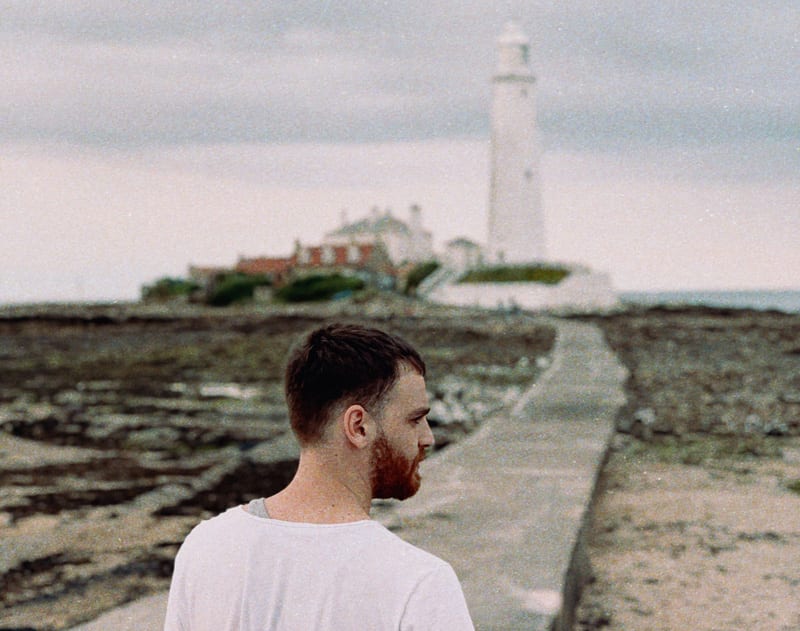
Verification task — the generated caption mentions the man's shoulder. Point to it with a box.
[180,507,451,573]
[180,505,246,545]
[361,521,453,574]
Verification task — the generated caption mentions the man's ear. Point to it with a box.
[341,404,372,449]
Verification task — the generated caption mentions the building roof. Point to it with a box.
[447,237,482,249]
[326,210,411,238]
[236,256,294,276]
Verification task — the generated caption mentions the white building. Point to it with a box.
[444,238,484,272]
[323,205,434,265]
[486,22,546,263]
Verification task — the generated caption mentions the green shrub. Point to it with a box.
[208,273,271,307]
[141,277,200,302]
[404,261,440,295]
[274,274,365,303]
[458,264,571,285]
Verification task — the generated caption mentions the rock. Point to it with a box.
[764,418,789,436]
[245,434,300,464]
[123,427,183,451]
[744,414,764,434]
[617,408,656,435]
[428,400,453,424]
[630,408,656,440]
[744,415,789,436]
[427,377,475,426]
[199,383,262,400]
[428,398,471,426]
[25,402,62,422]
[54,390,85,406]
[128,483,195,513]
[502,386,522,407]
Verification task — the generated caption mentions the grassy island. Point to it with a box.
[458,264,571,285]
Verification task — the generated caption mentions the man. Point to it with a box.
[164,323,474,630]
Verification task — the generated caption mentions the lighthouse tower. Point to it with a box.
[487,22,546,263]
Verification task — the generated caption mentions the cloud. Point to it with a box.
[1,2,798,305]
[2,1,797,153]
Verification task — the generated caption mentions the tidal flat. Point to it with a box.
[0,298,555,630]
[3,299,799,630]
[574,306,800,631]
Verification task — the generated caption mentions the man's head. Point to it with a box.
[368,363,432,500]
[284,323,426,446]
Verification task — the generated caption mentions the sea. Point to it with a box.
[619,289,800,314]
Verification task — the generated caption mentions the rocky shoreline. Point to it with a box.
[573,306,800,630]
[3,300,799,630]
[0,299,555,630]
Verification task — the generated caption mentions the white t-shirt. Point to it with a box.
[164,503,474,630]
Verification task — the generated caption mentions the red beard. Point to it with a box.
[370,430,425,501]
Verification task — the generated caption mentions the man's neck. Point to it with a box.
[264,449,372,524]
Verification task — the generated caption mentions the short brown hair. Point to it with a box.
[284,323,426,445]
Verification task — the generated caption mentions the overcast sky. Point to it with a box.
[2,1,798,303]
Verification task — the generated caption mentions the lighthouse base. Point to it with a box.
[426,265,619,313]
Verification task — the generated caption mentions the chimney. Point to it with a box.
[409,204,422,230]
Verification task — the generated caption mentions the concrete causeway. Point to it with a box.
[381,318,628,630]
[71,318,627,631]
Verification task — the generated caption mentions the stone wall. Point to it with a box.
[427,270,619,312]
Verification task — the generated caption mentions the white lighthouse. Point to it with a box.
[426,23,618,312]
[487,22,546,264]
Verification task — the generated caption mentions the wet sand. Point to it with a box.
[574,306,800,631]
